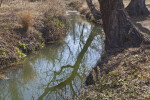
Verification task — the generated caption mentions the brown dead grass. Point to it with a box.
[0,0,67,67]
[18,10,34,31]
[79,6,89,15]
[79,45,150,99]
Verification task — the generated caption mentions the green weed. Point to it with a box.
[39,41,44,48]
[2,51,6,55]
[0,49,6,57]
[54,18,63,28]
[16,48,26,59]
[19,42,27,50]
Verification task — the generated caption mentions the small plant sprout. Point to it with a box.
[16,48,26,59]
[19,42,27,50]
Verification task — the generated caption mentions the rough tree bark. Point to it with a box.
[100,0,145,50]
[126,0,149,16]
[86,0,149,86]
[86,0,101,20]
[0,0,3,7]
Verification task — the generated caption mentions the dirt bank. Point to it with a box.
[79,44,150,99]
[65,0,101,24]
[78,0,150,99]
[0,0,67,71]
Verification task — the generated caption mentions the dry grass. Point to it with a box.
[45,0,66,17]
[69,0,99,22]
[18,10,34,31]
[79,45,150,99]
[79,6,89,15]
[0,0,67,67]
[77,0,99,13]
[40,0,67,43]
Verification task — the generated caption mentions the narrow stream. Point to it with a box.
[0,12,104,100]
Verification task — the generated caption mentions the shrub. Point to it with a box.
[41,0,67,43]
[18,11,34,31]
[79,6,89,15]
[44,0,66,18]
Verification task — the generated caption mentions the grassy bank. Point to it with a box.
[0,0,67,70]
[80,45,150,99]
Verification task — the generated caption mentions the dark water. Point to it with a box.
[0,12,104,100]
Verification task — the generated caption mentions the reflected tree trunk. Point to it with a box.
[86,0,101,20]
[126,0,149,16]
[37,26,100,100]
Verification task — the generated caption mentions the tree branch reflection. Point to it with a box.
[37,26,100,100]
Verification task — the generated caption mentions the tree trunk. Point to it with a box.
[100,0,144,50]
[126,0,149,16]
[86,0,101,20]
[0,0,3,7]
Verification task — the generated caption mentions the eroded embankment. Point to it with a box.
[0,0,67,71]
[78,45,150,99]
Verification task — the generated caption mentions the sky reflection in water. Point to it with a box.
[0,14,104,100]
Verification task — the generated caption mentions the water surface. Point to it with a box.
[0,12,104,100]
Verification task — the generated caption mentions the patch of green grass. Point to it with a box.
[39,41,44,48]
[2,51,6,55]
[0,49,6,57]
[44,17,64,29]
[54,18,63,28]
[19,42,27,50]
[16,48,26,59]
